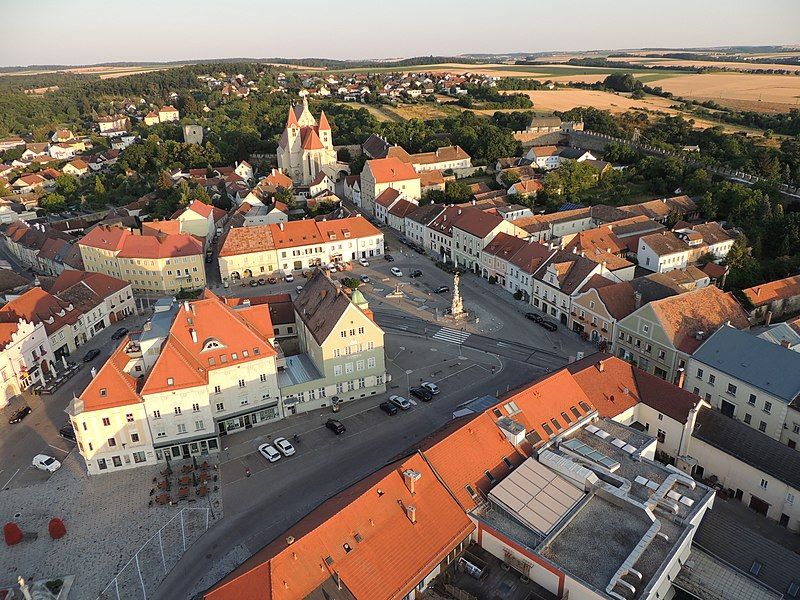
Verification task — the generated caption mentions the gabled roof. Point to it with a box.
[535,250,600,295]
[49,270,129,297]
[116,232,203,259]
[482,232,528,260]
[508,241,553,274]
[365,157,418,184]
[0,287,78,335]
[361,134,391,159]
[405,203,444,226]
[219,224,276,256]
[204,453,473,600]
[375,187,401,209]
[141,291,276,395]
[693,407,800,491]
[451,206,505,239]
[79,336,142,410]
[293,270,356,345]
[646,286,749,354]
[692,324,800,403]
[78,225,130,252]
[387,198,417,219]
[566,354,701,424]
[743,274,800,308]
[301,127,325,151]
[317,110,331,131]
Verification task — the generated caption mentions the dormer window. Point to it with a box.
[167,378,174,386]
[202,339,223,352]
[100,388,107,397]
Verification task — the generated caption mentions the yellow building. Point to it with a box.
[78,225,206,294]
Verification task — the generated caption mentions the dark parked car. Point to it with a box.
[409,387,433,402]
[111,327,129,340]
[83,348,101,362]
[434,285,450,294]
[525,312,544,324]
[379,401,398,415]
[205,255,213,264]
[267,276,278,284]
[384,254,395,262]
[409,269,423,278]
[257,278,266,286]
[8,406,31,424]
[59,423,76,442]
[249,279,258,287]
[538,320,558,332]
[325,418,346,434]
[413,245,426,255]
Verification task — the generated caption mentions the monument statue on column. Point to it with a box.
[451,272,466,320]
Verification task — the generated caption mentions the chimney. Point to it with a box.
[402,469,421,494]
[597,360,604,372]
[286,535,295,545]
[279,222,285,231]
[695,331,705,341]
[405,504,417,524]
[190,328,198,343]
[90,367,97,378]
[634,291,643,309]
[781,339,791,348]
[183,300,190,312]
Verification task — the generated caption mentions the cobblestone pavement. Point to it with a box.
[0,451,222,599]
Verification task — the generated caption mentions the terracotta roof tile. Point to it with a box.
[365,157,418,184]
[79,337,142,410]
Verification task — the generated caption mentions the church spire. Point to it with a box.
[318,110,331,131]
[286,104,299,128]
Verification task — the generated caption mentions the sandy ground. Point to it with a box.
[651,72,800,112]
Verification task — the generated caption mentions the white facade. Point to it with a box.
[0,319,54,408]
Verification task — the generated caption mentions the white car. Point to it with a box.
[296,285,303,293]
[390,267,403,277]
[284,273,294,282]
[358,258,369,267]
[258,443,281,463]
[389,395,412,410]
[32,454,61,473]
[273,437,296,457]
[421,382,440,395]
[360,274,370,284]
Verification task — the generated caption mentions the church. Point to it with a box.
[277,96,337,185]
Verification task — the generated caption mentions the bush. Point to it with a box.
[513,290,524,301]
[3,522,22,546]
[48,517,66,540]
[488,276,497,285]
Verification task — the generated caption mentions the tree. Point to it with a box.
[697,192,718,220]
[544,161,597,199]
[603,73,643,93]
[684,168,712,196]
[55,174,79,196]
[274,186,295,209]
[40,193,67,213]
[445,180,471,203]
[93,176,106,197]
[500,170,521,187]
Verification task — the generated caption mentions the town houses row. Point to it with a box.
[68,271,388,474]
[201,352,800,600]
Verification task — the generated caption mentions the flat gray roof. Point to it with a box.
[278,352,322,390]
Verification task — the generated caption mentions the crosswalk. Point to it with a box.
[432,327,471,345]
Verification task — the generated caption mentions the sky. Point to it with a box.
[1,0,798,67]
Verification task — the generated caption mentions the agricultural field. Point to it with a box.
[652,72,800,113]
[506,89,677,113]
[607,55,800,73]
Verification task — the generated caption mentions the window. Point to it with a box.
[98,458,107,470]
[693,387,700,395]
[696,368,704,379]
[100,388,107,397]
[192,403,200,412]
[358,377,365,389]
[345,363,354,374]
[744,413,752,424]
[174,407,182,415]
[788,493,795,505]
[759,421,767,432]
[214,385,221,394]
[126,413,134,422]
[167,377,174,386]
[794,423,800,434]
[336,382,343,394]
[484,470,495,483]
[131,433,140,443]
[356,360,365,371]
[82,421,87,431]
[748,394,757,406]
[760,479,768,489]
[764,401,772,414]
[102,417,111,426]
[367,357,376,368]
[177,423,187,434]
[260,374,267,382]
[108,437,116,447]
[195,420,204,431]
[347,380,354,391]
[642,324,649,334]
[708,374,715,385]
[658,349,665,360]
[133,452,146,464]
[334,365,342,376]
[727,383,737,396]
[238,379,245,388]
[153,410,161,419]
[216,402,224,411]
[340,331,347,338]
[333,348,340,358]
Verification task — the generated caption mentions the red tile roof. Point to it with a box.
[743,274,800,308]
[318,110,331,130]
[79,336,142,410]
[78,225,130,252]
[366,157,418,184]
[451,206,505,239]
[116,233,203,259]
[204,454,473,600]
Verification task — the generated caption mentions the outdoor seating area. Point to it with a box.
[29,360,81,396]
[148,458,218,507]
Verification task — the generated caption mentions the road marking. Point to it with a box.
[431,327,471,345]
[48,444,70,454]
[2,468,20,489]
